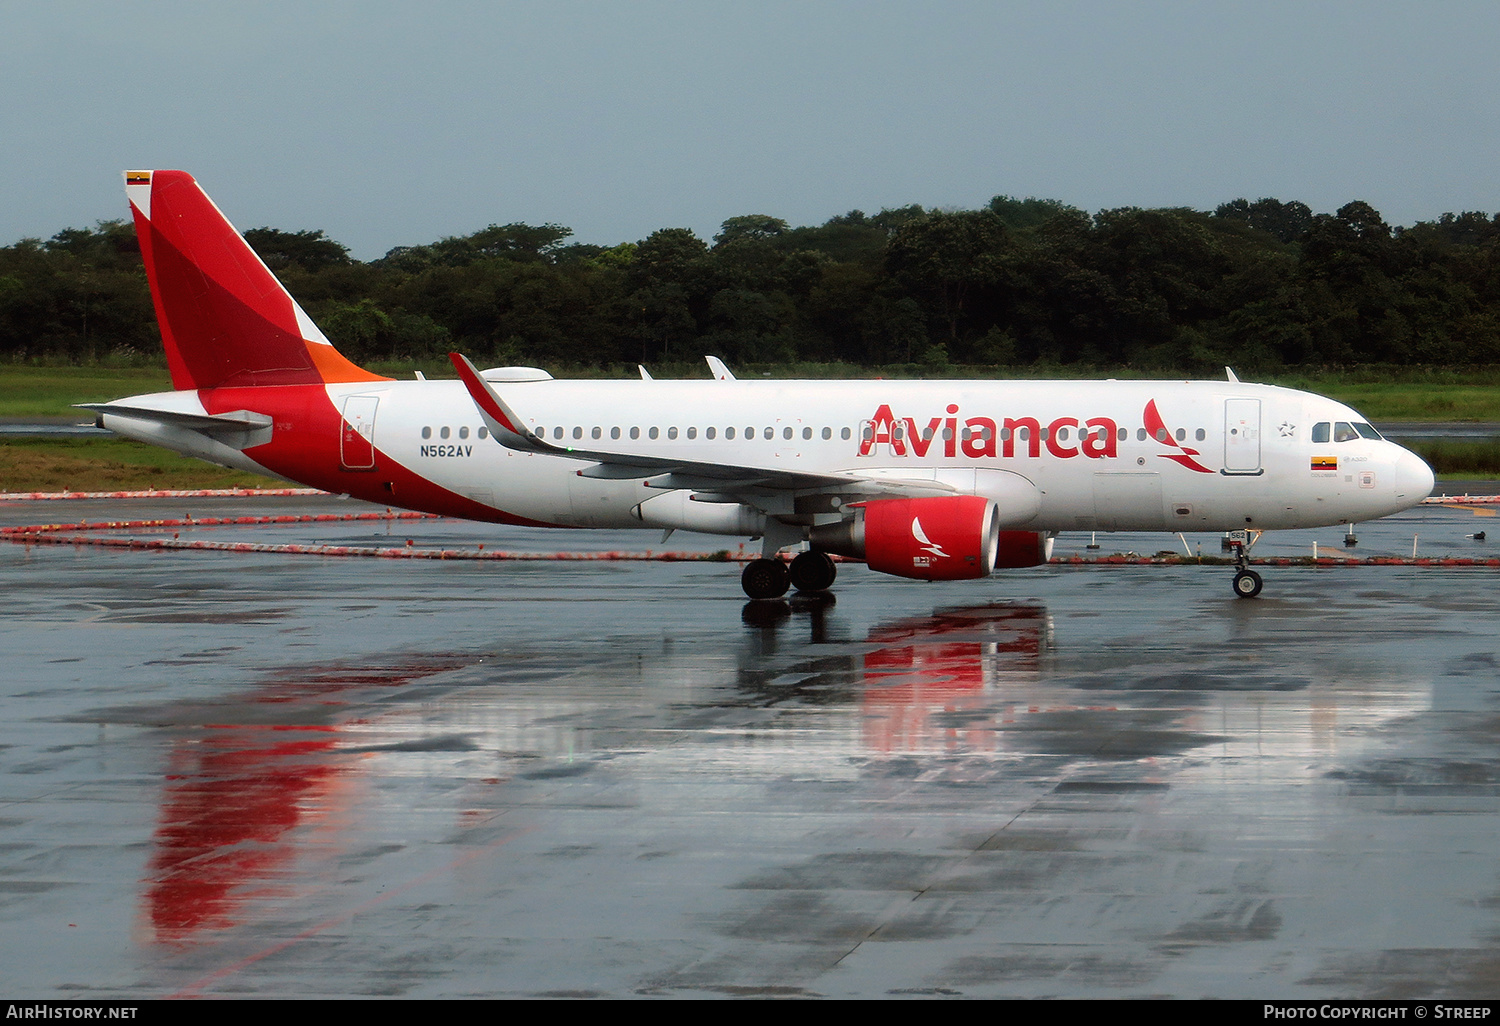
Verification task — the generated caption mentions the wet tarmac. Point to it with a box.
[3,497,1500,998]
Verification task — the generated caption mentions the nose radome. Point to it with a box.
[1394,447,1435,500]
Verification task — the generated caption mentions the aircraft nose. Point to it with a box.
[1394,446,1435,501]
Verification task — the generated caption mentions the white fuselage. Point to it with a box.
[182,375,1429,536]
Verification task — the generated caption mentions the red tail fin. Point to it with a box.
[124,170,387,390]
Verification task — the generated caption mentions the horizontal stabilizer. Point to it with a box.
[77,401,272,433]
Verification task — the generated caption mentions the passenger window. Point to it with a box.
[591,427,602,439]
[440,427,451,439]
[802,427,812,440]
[1195,428,1205,441]
[611,427,621,440]
[666,427,676,439]
[765,427,775,440]
[479,428,489,439]
[822,427,832,440]
[705,427,715,439]
[574,427,583,440]
[726,427,736,439]
[785,427,794,440]
[842,427,852,440]
[1137,428,1147,441]
[686,427,696,439]
[552,427,561,440]
[421,426,431,439]
[1174,428,1184,441]
[629,427,640,440]
[1117,427,1127,441]
[1312,422,1330,443]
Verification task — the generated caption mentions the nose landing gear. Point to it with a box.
[1232,568,1263,598]
[1226,529,1264,599]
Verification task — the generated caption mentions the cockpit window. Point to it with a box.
[1354,422,1382,440]
[1334,422,1359,442]
[1312,422,1330,443]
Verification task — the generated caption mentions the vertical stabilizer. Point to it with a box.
[124,170,387,390]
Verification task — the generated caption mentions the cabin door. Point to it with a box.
[340,395,379,470]
[1223,398,1262,474]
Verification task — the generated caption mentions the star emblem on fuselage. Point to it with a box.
[1278,421,1296,437]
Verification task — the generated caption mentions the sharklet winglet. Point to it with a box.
[449,352,561,455]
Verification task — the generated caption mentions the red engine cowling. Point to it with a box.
[994,530,1052,568]
[860,496,1000,581]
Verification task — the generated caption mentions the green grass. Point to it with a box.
[1407,439,1500,479]
[0,366,173,418]
[1264,380,1500,421]
[0,436,282,493]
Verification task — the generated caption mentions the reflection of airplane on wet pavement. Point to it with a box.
[861,604,1051,754]
[96,171,1434,600]
[142,657,467,944]
[864,604,1051,694]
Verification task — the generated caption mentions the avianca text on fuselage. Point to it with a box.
[859,402,1119,460]
[856,399,1213,473]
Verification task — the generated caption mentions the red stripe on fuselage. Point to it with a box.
[199,385,562,527]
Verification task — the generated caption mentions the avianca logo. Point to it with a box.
[1143,399,1213,474]
[911,516,949,559]
[858,400,1215,473]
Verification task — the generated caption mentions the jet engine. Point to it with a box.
[810,495,1001,581]
[994,530,1054,568]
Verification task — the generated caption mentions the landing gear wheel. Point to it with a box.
[1232,569,1263,599]
[742,558,791,600]
[788,551,837,592]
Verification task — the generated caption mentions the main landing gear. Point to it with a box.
[1226,529,1264,599]
[741,551,837,600]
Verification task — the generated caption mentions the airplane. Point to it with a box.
[88,170,1436,601]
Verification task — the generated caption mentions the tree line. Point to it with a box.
[2,193,1499,374]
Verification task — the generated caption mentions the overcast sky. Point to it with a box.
[3,0,1498,259]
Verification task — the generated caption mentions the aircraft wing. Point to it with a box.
[449,353,956,500]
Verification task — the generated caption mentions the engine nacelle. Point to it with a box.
[994,530,1053,568]
[845,495,1001,581]
[630,491,765,536]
